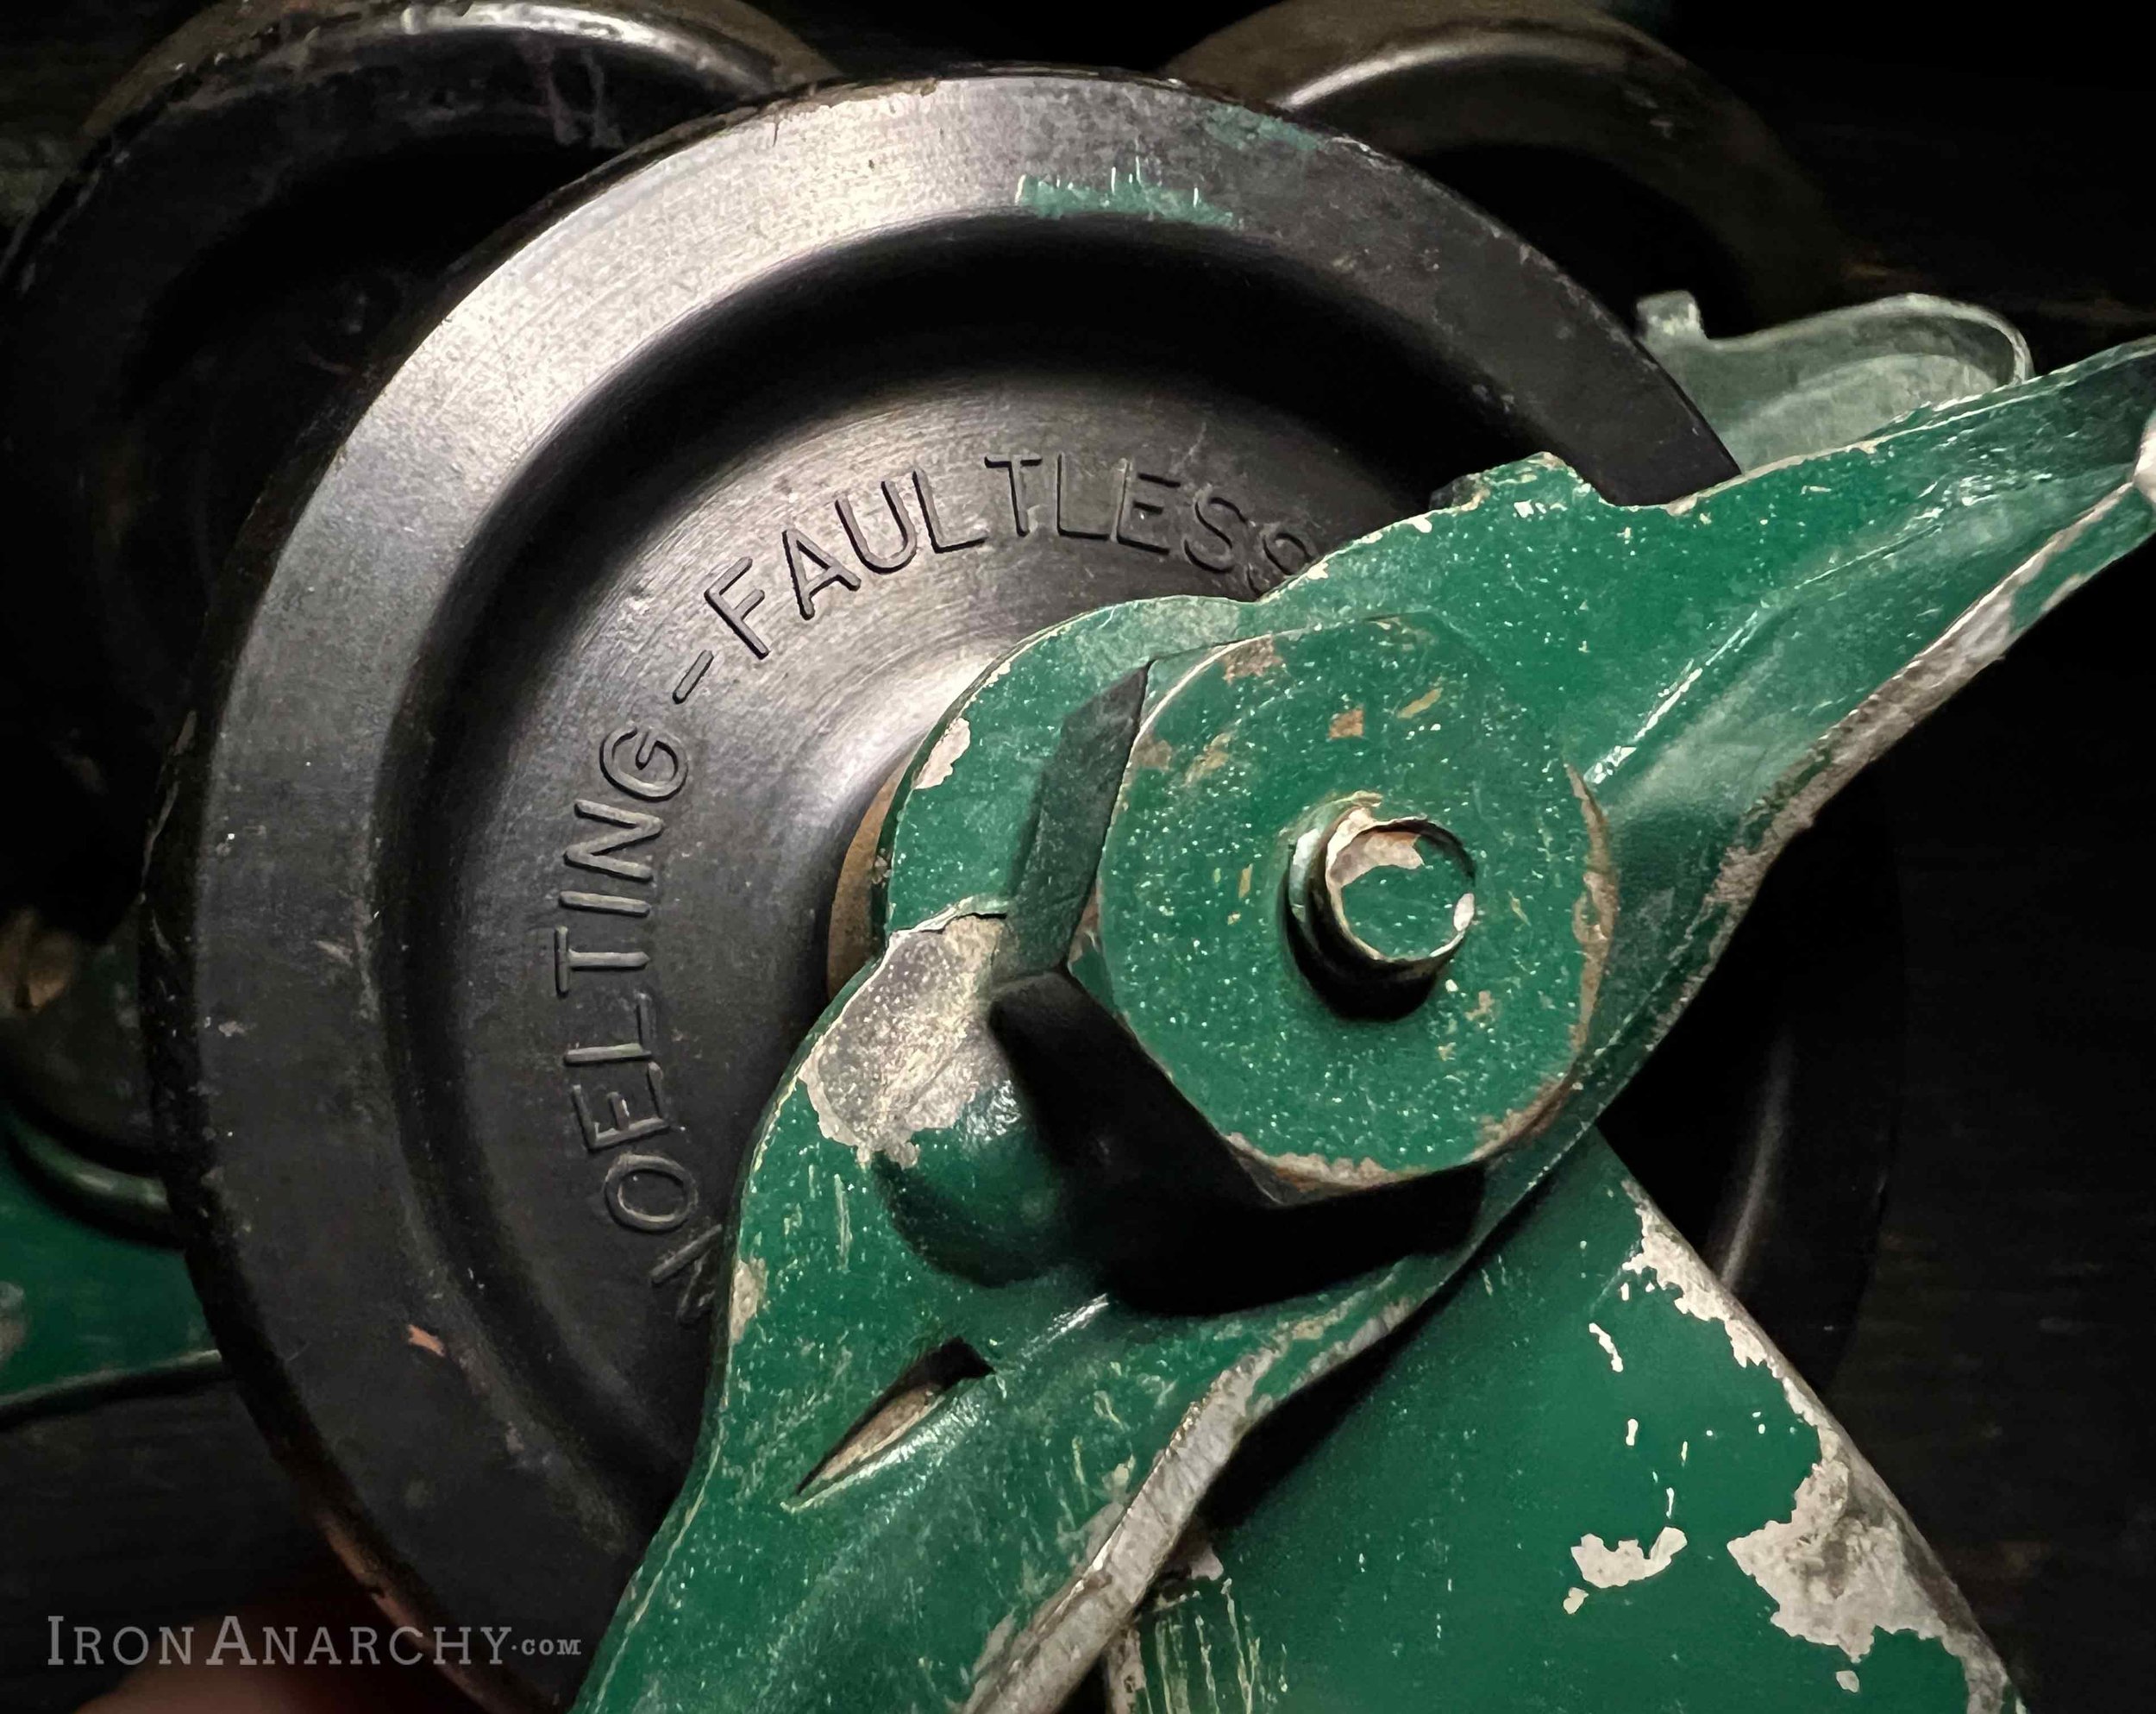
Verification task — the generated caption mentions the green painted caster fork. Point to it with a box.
[586,336,2153,1714]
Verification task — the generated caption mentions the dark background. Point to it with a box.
[3,3,2152,1708]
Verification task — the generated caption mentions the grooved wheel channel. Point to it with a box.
[0,0,834,930]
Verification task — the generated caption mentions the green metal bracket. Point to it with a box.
[995,616,1604,1194]
[0,1101,216,1424]
[579,337,2153,1713]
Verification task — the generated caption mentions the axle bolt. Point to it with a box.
[1291,805,1476,999]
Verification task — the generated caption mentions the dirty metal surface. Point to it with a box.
[577,342,2156,1711]
[1639,290,2033,470]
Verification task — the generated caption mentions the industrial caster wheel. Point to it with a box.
[0,16,2051,1708]
[566,270,2152,1714]
[143,68,1733,1706]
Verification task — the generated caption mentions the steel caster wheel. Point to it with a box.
[142,68,1732,1705]
[9,16,2113,1711]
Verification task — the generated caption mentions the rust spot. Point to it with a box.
[1219,635,1284,681]
[1183,731,1232,783]
[1466,989,1496,1024]
[406,1325,446,1358]
[1566,765,1618,1055]
[1130,735,1175,771]
[1396,682,1444,719]
[1328,706,1365,740]
[1470,773,1615,1164]
[1236,865,1253,900]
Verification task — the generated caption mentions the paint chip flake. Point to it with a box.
[914,717,971,789]
[1570,1525,1687,1588]
[1619,1180,2011,1714]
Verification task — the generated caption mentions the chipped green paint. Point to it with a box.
[582,340,2154,1714]
[1014,161,1239,227]
[1,1102,216,1421]
[1123,1141,2016,1714]
[886,337,2156,1178]
[1195,101,1326,158]
[877,596,1235,933]
[881,339,2156,963]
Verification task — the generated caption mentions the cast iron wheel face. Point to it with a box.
[144,72,1731,1705]
[0,0,832,932]
[1164,0,1843,330]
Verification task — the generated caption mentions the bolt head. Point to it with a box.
[1295,806,1476,997]
[997,618,1611,1191]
